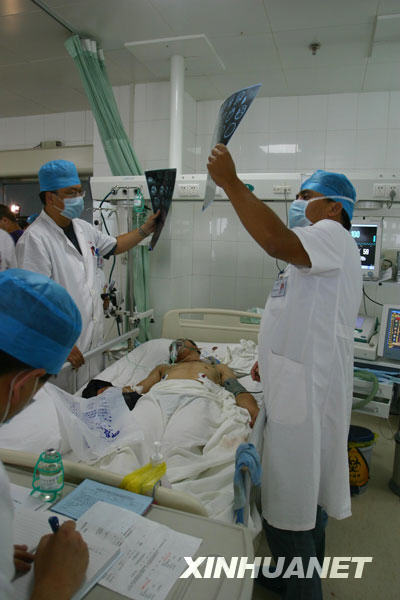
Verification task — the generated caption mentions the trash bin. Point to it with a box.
[348,425,377,495]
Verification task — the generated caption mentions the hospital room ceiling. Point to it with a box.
[0,0,400,116]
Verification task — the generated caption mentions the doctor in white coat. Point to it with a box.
[0,230,17,272]
[208,145,362,600]
[17,160,159,367]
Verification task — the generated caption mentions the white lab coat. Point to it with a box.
[16,210,116,353]
[259,219,362,531]
[0,461,16,600]
[0,230,17,271]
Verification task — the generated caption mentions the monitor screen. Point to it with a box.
[351,220,381,279]
[351,223,377,271]
[382,308,400,360]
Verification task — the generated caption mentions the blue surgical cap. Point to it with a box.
[39,160,80,192]
[300,170,356,220]
[0,269,82,374]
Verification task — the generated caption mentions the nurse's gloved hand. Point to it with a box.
[67,345,85,369]
[143,209,161,234]
[251,361,260,382]
[207,144,239,190]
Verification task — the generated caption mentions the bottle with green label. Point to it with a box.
[32,448,64,501]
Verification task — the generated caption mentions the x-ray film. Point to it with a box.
[203,83,261,211]
[145,168,176,250]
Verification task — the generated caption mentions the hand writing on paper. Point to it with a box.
[31,521,88,600]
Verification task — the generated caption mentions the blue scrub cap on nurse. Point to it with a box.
[0,269,82,374]
[39,159,80,192]
[300,170,356,220]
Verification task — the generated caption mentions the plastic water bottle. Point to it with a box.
[32,448,64,501]
[151,442,172,489]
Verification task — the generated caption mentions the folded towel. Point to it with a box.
[233,442,261,524]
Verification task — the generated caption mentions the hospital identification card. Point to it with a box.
[271,276,288,297]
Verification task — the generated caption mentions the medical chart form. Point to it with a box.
[77,502,202,600]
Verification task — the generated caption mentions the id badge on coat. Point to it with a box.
[271,276,288,297]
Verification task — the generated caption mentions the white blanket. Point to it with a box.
[88,378,252,522]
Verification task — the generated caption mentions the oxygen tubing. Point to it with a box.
[352,369,380,410]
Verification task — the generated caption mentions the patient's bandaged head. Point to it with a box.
[169,338,200,363]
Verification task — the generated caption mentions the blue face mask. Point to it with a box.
[288,199,312,229]
[61,196,84,219]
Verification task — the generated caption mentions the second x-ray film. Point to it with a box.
[145,168,176,250]
[203,83,261,211]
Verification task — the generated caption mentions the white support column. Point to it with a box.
[169,54,184,175]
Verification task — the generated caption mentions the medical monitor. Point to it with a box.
[378,305,400,361]
[350,218,382,280]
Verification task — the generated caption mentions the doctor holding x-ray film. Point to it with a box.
[16,160,159,368]
[207,143,363,600]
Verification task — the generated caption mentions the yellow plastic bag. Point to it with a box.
[120,460,166,495]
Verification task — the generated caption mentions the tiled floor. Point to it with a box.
[252,412,400,600]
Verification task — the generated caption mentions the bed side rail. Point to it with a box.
[57,328,140,394]
[0,448,208,517]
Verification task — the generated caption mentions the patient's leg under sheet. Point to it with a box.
[132,380,213,456]
[134,378,251,460]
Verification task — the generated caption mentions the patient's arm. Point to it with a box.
[137,364,168,394]
[217,364,260,427]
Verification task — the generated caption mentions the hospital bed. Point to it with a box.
[0,308,265,531]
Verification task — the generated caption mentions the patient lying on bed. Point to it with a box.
[83,339,259,427]
[139,339,259,426]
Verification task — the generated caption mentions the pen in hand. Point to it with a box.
[48,516,60,533]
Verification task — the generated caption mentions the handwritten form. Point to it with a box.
[78,501,202,600]
[12,508,120,600]
[13,507,70,548]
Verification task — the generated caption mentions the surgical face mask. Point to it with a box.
[1,371,39,425]
[289,194,355,228]
[288,199,312,229]
[60,196,84,219]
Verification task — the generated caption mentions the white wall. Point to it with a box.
[0,111,93,150]
[148,200,287,336]
[132,82,197,174]
[195,91,400,174]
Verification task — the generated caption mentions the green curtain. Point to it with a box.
[65,35,151,341]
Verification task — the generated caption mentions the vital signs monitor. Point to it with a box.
[378,305,400,361]
[351,218,382,280]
